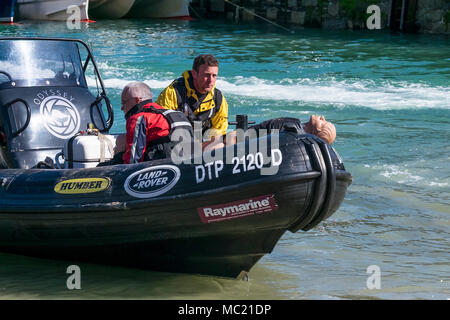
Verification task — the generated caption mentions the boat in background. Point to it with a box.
[16,0,88,21]
[126,0,191,19]
[14,0,192,21]
[89,0,134,19]
[0,0,17,23]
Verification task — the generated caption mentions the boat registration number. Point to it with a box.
[195,149,282,184]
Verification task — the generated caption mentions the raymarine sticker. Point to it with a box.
[40,96,81,139]
[124,165,181,198]
[198,194,278,223]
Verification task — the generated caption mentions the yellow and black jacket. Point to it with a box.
[156,70,228,137]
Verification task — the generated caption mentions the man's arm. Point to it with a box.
[156,85,179,110]
[113,133,126,154]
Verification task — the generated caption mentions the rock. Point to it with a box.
[328,0,339,17]
[291,10,306,24]
[266,7,278,20]
[347,19,353,29]
[322,18,347,29]
[431,9,444,23]
[288,0,298,8]
[210,0,224,12]
[242,8,255,22]
[302,0,318,7]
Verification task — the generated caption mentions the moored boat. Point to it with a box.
[89,0,135,19]
[16,0,89,21]
[0,37,352,278]
[126,0,191,19]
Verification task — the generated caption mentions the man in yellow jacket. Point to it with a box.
[156,54,228,140]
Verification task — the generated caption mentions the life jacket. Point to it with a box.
[126,100,193,161]
[172,71,223,134]
[250,117,306,136]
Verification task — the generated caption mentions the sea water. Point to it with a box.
[0,19,448,300]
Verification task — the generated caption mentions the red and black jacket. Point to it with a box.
[122,100,192,164]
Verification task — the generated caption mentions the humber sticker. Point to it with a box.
[55,178,110,194]
[124,165,181,198]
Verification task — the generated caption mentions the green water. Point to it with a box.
[0,19,449,299]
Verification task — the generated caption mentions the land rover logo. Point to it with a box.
[124,165,181,198]
[40,96,80,139]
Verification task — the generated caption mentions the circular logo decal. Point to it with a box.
[40,96,80,139]
[124,165,181,198]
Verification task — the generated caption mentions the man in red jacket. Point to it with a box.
[120,82,193,164]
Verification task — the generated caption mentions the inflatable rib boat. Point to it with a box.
[0,38,352,278]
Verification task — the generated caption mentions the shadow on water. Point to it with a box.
[0,252,286,299]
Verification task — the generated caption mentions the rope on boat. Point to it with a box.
[188,2,204,20]
[224,0,294,33]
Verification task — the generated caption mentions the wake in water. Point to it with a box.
[87,63,450,111]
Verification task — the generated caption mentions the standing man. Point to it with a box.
[156,54,228,140]
[120,82,193,164]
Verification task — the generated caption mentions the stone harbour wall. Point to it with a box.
[416,0,450,33]
[189,0,450,34]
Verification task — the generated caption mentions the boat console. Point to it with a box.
[0,38,114,169]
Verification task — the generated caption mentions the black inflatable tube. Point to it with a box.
[0,170,321,213]
[288,137,327,233]
[302,140,336,231]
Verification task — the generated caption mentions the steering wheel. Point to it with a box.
[0,71,12,81]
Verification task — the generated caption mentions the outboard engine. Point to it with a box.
[0,38,113,169]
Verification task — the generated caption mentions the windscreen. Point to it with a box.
[0,40,87,88]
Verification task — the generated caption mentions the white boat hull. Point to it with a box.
[17,0,89,21]
[0,16,14,22]
[89,0,135,19]
[127,0,190,18]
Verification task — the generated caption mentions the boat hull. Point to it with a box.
[0,132,352,277]
[89,0,135,19]
[126,0,190,19]
[16,0,89,21]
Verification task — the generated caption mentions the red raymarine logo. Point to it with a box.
[198,194,278,223]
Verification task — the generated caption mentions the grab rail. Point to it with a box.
[4,98,31,137]
[90,94,114,132]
